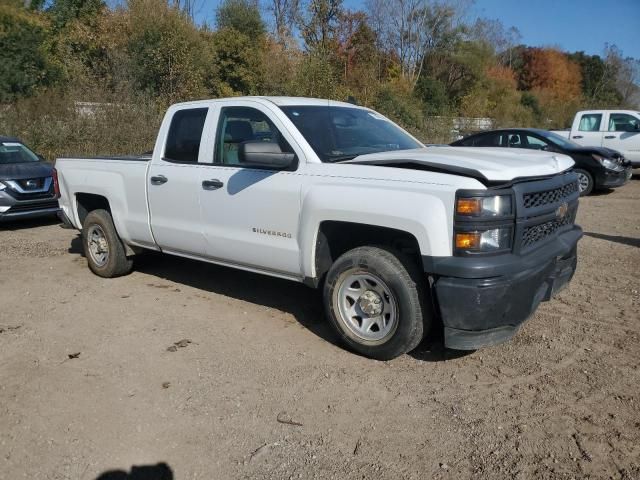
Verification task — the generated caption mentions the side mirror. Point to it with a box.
[37,154,46,162]
[239,141,296,169]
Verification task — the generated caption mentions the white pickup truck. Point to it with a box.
[552,110,640,166]
[56,97,582,360]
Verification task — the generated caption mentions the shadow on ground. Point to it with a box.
[584,231,640,248]
[95,463,173,480]
[0,215,59,230]
[589,188,615,197]
[68,235,466,362]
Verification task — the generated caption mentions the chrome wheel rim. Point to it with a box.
[87,225,109,267]
[335,271,398,343]
[577,172,590,192]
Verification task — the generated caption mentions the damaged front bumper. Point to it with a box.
[423,226,582,350]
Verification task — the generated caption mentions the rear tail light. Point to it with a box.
[52,168,60,198]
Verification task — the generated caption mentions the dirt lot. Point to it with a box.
[1,176,639,480]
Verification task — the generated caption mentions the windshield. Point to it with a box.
[0,142,40,164]
[280,106,422,162]
[536,130,581,150]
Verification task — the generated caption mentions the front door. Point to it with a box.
[602,112,640,163]
[198,104,304,277]
[147,107,210,256]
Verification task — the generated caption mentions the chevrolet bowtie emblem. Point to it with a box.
[556,202,569,219]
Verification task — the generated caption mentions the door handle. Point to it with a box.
[202,179,224,190]
[150,175,168,185]
[604,135,616,139]
[572,135,583,139]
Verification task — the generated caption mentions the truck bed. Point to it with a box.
[55,155,155,249]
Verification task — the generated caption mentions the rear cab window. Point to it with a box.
[164,108,209,163]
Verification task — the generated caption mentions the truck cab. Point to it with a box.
[556,110,640,166]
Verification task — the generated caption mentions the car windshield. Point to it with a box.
[0,142,40,164]
[536,131,581,150]
[280,106,422,162]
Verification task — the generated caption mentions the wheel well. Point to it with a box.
[314,221,421,283]
[75,193,111,226]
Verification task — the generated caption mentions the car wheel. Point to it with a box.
[323,246,429,360]
[574,168,594,196]
[82,209,133,278]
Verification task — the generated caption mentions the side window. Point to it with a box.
[525,135,549,150]
[507,133,524,148]
[578,113,602,132]
[164,108,208,163]
[215,107,293,165]
[474,133,502,147]
[608,113,640,132]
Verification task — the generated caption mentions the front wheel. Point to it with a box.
[82,209,133,278]
[323,246,429,360]
[574,168,594,196]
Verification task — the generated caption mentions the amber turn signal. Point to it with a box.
[456,198,482,216]
[455,232,481,249]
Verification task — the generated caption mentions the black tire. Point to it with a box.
[82,209,133,278]
[323,246,429,360]
[574,168,594,196]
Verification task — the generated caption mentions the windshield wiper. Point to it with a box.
[325,154,358,163]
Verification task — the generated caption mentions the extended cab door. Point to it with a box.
[147,106,211,256]
[197,102,304,277]
[571,112,604,147]
[601,112,640,163]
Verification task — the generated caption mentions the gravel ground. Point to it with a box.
[1,175,639,480]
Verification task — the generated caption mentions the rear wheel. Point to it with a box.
[82,209,133,278]
[574,168,594,196]
[323,246,429,360]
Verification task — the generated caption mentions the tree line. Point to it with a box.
[1,0,638,158]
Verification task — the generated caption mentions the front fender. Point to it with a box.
[298,183,456,278]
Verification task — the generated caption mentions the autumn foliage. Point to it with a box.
[518,48,582,101]
[1,0,638,155]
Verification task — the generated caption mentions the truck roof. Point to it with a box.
[170,96,362,109]
[575,109,640,115]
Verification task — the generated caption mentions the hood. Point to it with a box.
[570,145,623,159]
[345,147,575,183]
[0,161,53,181]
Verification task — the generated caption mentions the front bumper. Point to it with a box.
[425,226,582,350]
[0,190,60,221]
[595,167,632,189]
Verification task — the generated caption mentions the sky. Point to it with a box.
[191,0,640,59]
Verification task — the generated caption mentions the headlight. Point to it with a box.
[456,195,512,217]
[593,154,623,172]
[0,182,6,191]
[455,228,512,253]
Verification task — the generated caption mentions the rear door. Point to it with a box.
[147,107,211,256]
[602,112,640,162]
[571,112,604,147]
[197,102,305,277]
